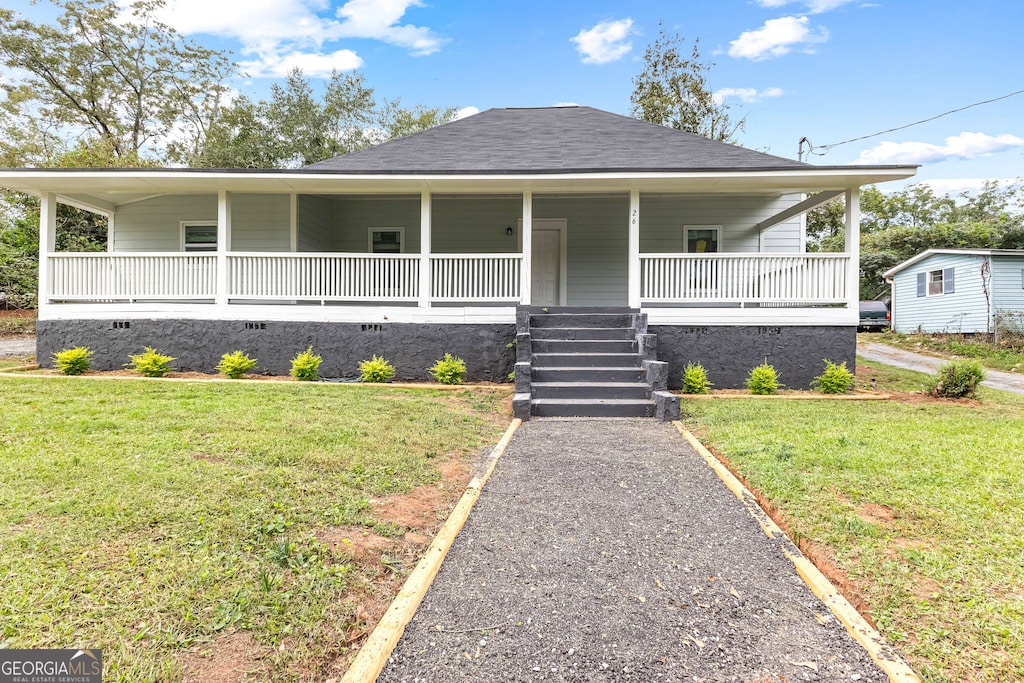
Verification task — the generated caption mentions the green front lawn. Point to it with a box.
[0,377,508,681]
[864,330,1024,372]
[682,361,1024,682]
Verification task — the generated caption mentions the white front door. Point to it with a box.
[531,229,561,306]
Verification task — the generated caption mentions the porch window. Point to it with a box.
[369,228,404,254]
[684,226,720,253]
[182,223,217,252]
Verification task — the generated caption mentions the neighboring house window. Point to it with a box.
[369,228,404,253]
[183,223,217,252]
[917,267,955,297]
[684,226,720,253]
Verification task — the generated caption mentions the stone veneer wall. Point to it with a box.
[37,319,516,382]
[649,324,856,390]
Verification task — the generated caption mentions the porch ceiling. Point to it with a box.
[0,167,917,208]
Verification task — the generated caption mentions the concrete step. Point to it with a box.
[529,327,635,340]
[531,367,647,383]
[531,339,636,354]
[529,313,634,329]
[532,352,642,368]
[531,382,651,400]
[531,398,655,418]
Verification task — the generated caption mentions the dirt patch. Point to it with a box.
[190,451,225,464]
[704,443,876,626]
[319,526,403,563]
[371,457,470,531]
[910,575,942,601]
[179,631,269,683]
[856,502,895,526]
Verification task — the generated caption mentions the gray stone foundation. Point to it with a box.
[37,319,516,382]
[650,324,856,390]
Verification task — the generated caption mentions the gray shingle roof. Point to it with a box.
[303,106,812,174]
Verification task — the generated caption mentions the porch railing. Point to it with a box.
[228,253,420,301]
[430,254,522,302]
[48,253,217,301]
[640,254,850,304]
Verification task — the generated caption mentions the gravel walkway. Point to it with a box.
[380,419,885,682]
[859,341,1024,395]
[0,336,35,357]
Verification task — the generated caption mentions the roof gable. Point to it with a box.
[304,106,813,174]
[883,248,1024,278]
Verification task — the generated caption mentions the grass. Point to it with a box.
[865,330,1024,372]
[681,360,1024,683]
[0,377,508,681]
[0,355,35,370]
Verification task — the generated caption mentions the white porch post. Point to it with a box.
[419,190,431,307]
[216,190,232,305]
[521,191,533,305]
[844,187,861,311]
[106,211,116,252]
[628,189,640,308]
[38,193,57,309]
[289,193,298,252]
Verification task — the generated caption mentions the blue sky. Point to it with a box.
[7,0,1024,193]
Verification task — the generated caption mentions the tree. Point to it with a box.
[181,69,457,169]
[0,0,235,165]
[630,23,743,143]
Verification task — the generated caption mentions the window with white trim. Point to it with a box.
[684,225,720,253]
[917,267,955,297]
[183,223,217,252]
[369,228,404,254]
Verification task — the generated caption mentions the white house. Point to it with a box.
[0,106,916,416]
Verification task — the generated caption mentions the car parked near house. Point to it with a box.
[859,300,890,331]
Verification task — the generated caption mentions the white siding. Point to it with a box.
[333,196,422,252]
[231,194,291,251]
[892,253,990,333]
[991,255,1024,312]
[113,195,217,251]
[535,195,628,306]
[639,194,802,254]
[296,196,333,251]
[432,195,520,253]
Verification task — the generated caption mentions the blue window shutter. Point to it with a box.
[916,272,926,297]
[1020,268,1023,289]
[943,267,955,294]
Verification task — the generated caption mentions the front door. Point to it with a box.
[531,228,561,306]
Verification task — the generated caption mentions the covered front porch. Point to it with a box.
[38,186,862,325]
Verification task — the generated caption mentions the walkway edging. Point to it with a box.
[341,418,522,683]
[673,421,921,683]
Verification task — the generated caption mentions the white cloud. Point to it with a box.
[855,132,1024,165]
[917,177,1020,197]
[141,0,445,78]
[753,0,857,13]
[713,86,784,105]
[728,16,829,60]
[241,49,364,78]
[554,101,580,107]
[455,106,480,120]
[570,19,635,64]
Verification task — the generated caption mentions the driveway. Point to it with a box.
[859,342,1024,395]
[0,336,35,357]
[379,419,890,682]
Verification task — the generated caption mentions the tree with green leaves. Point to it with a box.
[0,0,235,166]
[182,69,456,169]
[630,23,743,143]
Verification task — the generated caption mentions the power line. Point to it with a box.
[798,88,1024,160]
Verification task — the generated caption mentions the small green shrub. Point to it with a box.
[746,361,779,395]
[682,362,712,394]
[928,359,985,398]
[359,355,396,383]
[290,346,323,381]
[814,359,855,394]
[429,353,467,385]
[128,347,175,377]
[52,346,93,375]
[216,350,257,379]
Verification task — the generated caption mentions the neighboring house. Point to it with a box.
[884,249,1024,334]
[0,106,915,415]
